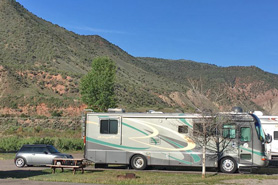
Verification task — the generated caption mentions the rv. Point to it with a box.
[82,109,271,173]
[254,111,278,160]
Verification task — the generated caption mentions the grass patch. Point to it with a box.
[0,152,16,160]
[26,169,278,185]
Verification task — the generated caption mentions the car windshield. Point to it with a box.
[46,146,59,153]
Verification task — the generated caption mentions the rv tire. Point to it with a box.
[130,154,147,170]
[220,157,237,173]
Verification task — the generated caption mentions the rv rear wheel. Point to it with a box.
[220,157,237,173]
[130,155,147,170]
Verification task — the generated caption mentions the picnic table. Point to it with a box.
[47,158,85,174]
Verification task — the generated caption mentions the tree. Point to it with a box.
[191,111,234,178]
[80,57,117,112]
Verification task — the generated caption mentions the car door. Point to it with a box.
[20,147,34,165]
[31,147,53,165]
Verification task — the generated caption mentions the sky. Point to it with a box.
[16,0,278,74]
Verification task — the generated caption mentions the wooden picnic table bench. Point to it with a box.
[47,158,85,174]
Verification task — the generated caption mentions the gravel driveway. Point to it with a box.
[0,159,98,185]
[1,158,278,185]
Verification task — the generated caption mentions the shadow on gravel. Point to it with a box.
[93,162,278,175]
[240,161,278,175]
[94,164,219,174]
[0,170,49,179]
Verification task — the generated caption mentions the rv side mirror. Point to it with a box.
[265,134,272,144]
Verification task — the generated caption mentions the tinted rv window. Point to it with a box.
[222,124,236,139]
[109,120,118,134]
[193,123,203,136]
[240,127,251,142]
[274,131,278,140]
[100,120,109,134]
[178,126,188,133]
[100,119,118,134]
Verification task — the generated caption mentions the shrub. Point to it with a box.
[0,136,83,152]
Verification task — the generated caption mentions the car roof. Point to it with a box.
[21,144,53,147]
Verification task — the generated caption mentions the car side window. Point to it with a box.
[20,147,33,153]
[33,147,45,153]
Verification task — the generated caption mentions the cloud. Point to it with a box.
[67,25,128,35]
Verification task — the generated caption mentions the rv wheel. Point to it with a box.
[220,157,237,173]
[130,155,147,170]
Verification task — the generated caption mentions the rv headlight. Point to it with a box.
[261,156,267,161]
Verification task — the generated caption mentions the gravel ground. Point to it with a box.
[220,179,278,185]
[0,153,100,185]
[0,179,99,185]
[1,155,278,185]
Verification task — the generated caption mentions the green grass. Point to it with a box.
[0,168,275,185]
[0,152,15,160]
[0,156,278,184]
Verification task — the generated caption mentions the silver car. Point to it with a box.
[14,144,73,167]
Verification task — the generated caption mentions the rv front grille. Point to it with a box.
[271,155,278,160]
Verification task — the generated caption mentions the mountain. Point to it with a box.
[1,0,278,116]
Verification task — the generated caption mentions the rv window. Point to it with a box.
[222,124,236,139]
[240,154,251,160]
[240,127,251,142]
[193,122,217,136]
[100,119,118,134]
[193,123,203,136]
[109,120,118,134]
[178,126,188,133]
[274,131,278,140]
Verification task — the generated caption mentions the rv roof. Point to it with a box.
[86,111,253,121]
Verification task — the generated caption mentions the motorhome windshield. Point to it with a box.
[252,115,265,142]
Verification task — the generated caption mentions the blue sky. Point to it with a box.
[17,0,278,74]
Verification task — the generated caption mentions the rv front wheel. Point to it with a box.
[130,155,147,170]
[220,157,237,173]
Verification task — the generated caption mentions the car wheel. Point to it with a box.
[130,155,147,170]
[220,157,237,173]
[15,157,26,168]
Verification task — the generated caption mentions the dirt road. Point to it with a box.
[0,157,98,185]
[1,158,278,185]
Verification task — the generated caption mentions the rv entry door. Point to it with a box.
[238,122,253,165]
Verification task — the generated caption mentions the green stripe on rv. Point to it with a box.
[160,136,201,163]
[86,137,149,150]
[178,114,193,128]
[122,122,158,145]
[239,146,264,156]
[122,122,149,136]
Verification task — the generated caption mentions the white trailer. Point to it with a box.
[254,111,278,160]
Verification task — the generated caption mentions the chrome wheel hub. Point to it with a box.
[222,159,234,172]
[133,157,144,168]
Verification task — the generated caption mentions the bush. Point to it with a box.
[0,136,83,152]
[51,110,63,117]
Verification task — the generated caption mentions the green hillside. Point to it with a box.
[1,0,278,116]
